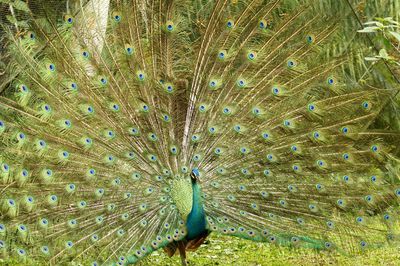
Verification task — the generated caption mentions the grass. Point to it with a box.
[141,234,400,266]
[2,234,399,265]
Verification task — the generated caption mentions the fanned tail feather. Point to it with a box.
[0,0,399,265]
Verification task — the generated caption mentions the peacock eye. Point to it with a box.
[125,46,133,55]
[287,60,296,68]
[18,249,26,255]
[362,101,369,108]
[20,84,28,92]
[247,52,256,60]
[237,79,246,87]
[371,145,378,152]
[223,107,231,115]
[48,64,55,71]
[2,164,9,171]
[166,21,174,31]
[226,20,234,28]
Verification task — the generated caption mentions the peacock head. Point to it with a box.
[190,168,200,184]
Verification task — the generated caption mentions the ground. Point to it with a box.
[2,234,399,265]
[141,234,400,266]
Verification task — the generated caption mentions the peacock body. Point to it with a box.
[0,0,399,265]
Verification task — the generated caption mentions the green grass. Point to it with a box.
[2,234,399,265]
[140,234,400,266]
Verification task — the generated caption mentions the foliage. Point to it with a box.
[358,17,400,144]
[358,17,400,64]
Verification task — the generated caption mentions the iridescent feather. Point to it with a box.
[0,0,399,265]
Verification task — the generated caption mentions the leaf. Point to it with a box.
[6,15,17,24]
[12,0,30,12]
[379,49,389,58]
[389,31,400,43]
[0,0,11,3]
[363,21,380,26]
[384,17,399,25]
[364,57,379,62]
[17,20,29,28]
[357,27,379,33]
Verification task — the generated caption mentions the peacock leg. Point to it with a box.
[177,241,188,266]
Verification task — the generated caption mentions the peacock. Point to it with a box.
[0,0,399,265]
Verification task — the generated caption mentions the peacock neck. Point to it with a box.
[191,183,204,215]
[185,181,207,240]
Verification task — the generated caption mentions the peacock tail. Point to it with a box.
[0,0,399,265]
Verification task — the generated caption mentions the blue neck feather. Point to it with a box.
[185,182,207,240]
